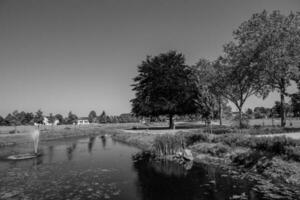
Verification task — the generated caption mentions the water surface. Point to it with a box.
[0,135,298,200]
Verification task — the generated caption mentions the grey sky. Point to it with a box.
[0,0,299,117]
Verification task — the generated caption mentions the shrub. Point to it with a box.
[204,127,235,135]
[285,146,300,161]
[212,134,249,147]
[181,131,210,146]
[249,136,300,155]
[193,143,230,157]
[152,134,184,156]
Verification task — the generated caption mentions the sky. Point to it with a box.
[0,0,299,117]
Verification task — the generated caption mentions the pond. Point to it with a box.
[0,135,298,200]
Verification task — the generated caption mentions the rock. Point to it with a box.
[183,149,193,161]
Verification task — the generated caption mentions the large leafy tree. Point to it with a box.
[231,10,300,126]
[131,51,196,129]
[214,46,268,128]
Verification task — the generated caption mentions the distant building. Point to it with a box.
[77,118,90,125]
[43,117,59,126]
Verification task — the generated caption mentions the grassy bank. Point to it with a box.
[111,128,300,187]
[0,124,112,147]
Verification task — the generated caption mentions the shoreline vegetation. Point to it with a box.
[112,127,300,198]
[1,123,300,197]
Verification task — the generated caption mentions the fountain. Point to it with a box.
[6,128,42,160]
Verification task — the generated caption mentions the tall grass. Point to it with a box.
[152,134,184,156]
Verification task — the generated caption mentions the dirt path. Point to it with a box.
[257,132,300,139]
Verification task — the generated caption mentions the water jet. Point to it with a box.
[6,128,41,160]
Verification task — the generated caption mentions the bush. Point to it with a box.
[181,131,210,146]
[204,127,235,135]
[212,134,249,147]
[249,136,300,155]
[285,146,300,161]
[152,134,184,156]
[193,143,230,157]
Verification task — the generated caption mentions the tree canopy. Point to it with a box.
[131,51,197,129]
[230,10,300,126]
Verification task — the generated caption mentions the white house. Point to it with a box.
[43,117,59,126]
[77,118,90,125]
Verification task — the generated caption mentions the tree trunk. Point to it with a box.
[280,91,286,127]
[169,114,175,129]
[218,98,223,126]
[238,108,242,129]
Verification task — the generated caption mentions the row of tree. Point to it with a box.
[245,100,298,119]
[131,10,300,128]
[0,110,139,126]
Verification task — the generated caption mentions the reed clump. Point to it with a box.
[152,134,184,156]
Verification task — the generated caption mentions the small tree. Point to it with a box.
[291,93,300,117]
[88,110,97,123]
[131,51,197,129]
[66,111,78,124]
[48,113,55,124]
[34,109,44,124]
[98,111,107,123]
[55,114,64,124]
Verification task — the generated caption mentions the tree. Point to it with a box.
[55,114,64,124]
[88,110,97,123]
[131,51,196,129]
[245,108,253,118]
[48,113,55,124]
[232,10,300,126]
[23,112,34,125]
[34,109,44,124]
[214,48,268,128]
[98,111,107,123]
[0,116,5,126]
[191,59,217,125]
[66,111,78,124]
[291,93,300,117]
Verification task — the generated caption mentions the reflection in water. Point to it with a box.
[88,137,96,153]
[32,156,43,168]
[100,135,107,149]
[66,143,77,161]
[48,146,54,163]
[132,152,257,200]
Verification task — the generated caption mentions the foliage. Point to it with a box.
[54,114,64,124]
[98,111,107,123]
[65,111,78,124]
[34,109,44,124]
[177,131,210,146]
[232,10,300,126]
[212,134,249,147]
[285,146,300,161]
[248,136,300,155]
[88,110,97,123]
[193,142,231,157]
[131,51,197,129]
[191,59,218,124]
[152,134,184,156]
[48,113,55,124]
[232,113,250,128]
[290,93,300,117]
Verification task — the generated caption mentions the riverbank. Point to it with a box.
[0,124,110,147]
[112,128,300,198]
